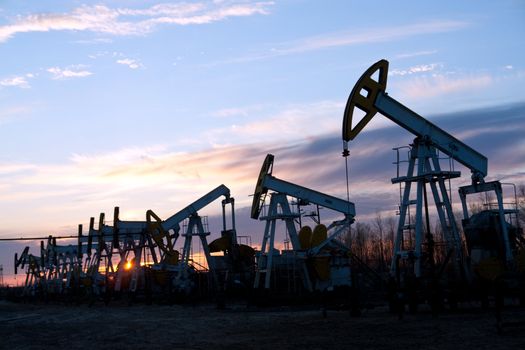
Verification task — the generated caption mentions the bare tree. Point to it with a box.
[352,222,371,263]
[518,184,525,228]
[342,225,352,249]
[384,216,396,265]
[373,211,387,272]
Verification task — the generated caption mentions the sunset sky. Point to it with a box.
[1,1,524,283]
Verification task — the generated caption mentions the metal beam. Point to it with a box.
[375,91,487,178]
[161,184,231,230]
[262,175,355,217]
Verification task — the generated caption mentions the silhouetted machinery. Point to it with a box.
[10,59,523,309]
[14,234,92,297]
[13,185,255,302]
[251,154,356,295]
[14,246,45,296]
[342,59,524,304]
[144,184,254,296]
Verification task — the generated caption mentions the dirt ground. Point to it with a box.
[1,300,524,350]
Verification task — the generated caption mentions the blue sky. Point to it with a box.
[1,1,524,281]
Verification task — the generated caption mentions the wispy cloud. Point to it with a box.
[0,73,33,88]
[0,105,32,125]
[280,21,467,55]
[396,73,492,98]
[69,145,168,170]
[202,99,396,149]
[88,51,112,59]
[116,58,143,69]
[47,65,93,80]
[0,1,274,43]
[389,63,441,76]
[1,102,524,236]
[211,105,264,118]
[0,163,37,175]
[394,50,438,59]
[216,20,468,64]
[73,38,113,45]
[204,100,344,145]
[0,144,264,216]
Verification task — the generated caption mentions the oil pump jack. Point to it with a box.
[251,154,356,294]
[14,235,87,297]
[14,247,44,296]
[342,59,524,299]
[147,185,253,294]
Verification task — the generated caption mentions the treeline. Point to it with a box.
[340,213,453,273]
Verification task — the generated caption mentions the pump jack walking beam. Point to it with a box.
[342,59,487,184]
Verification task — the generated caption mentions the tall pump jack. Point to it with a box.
[144,184,253,295]
[251,154,356,293]
[342,59,523,294]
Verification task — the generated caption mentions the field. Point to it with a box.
[1,299,524,350]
